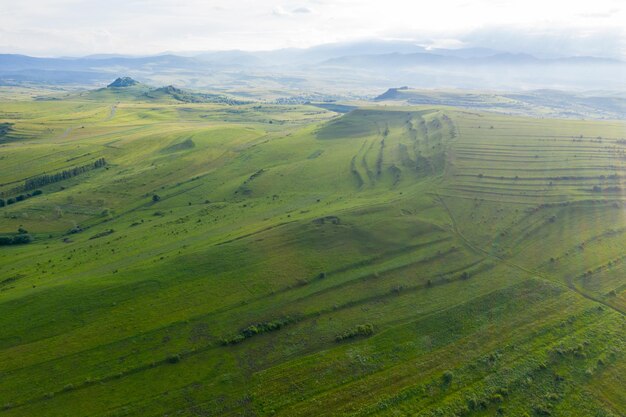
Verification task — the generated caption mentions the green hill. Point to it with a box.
[0,91,624,416]
[107,76,140,88]
[73,78,249,105]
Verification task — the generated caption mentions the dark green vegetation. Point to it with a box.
[1,159,105,197]
[0,86,624,416]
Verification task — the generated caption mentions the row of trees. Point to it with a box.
[0,190,42,207]
[1,158,106,198]
[23,158,107,191]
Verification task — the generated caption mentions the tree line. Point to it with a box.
[0,228,33,246]
[1,158,106,198]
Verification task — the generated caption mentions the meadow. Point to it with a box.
[0,84,624,416]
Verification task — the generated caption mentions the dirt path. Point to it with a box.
[105,103,119,121]
[435,192,625,317]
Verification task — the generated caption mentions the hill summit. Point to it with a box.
[107,77,139,88]
[155,85,184,95]
[374,86,409,101]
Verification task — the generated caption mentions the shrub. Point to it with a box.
[534,404,552,415]
[221,334,245,345]
[0,199,4,207]
[12,234,33,244]
[166,354,181,364]
[152,194,161,202]
[6,198,15,205]
[68,225,82,234]
[0,234,33,245]
[335,323,374,342]
[222,316,297,345]
[32,189,43,196]
[442,370,454,384]
[491,393,504,403]
[89,229,114,240]
[467,397,478,410]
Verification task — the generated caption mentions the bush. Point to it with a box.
[152,194,161,202]
[442,370,454,384]
[32,189,43,196]
[222,316,297,345]
[221,334,245,345]
[533,404,552,415]
[0,199,4,207]
[6,198,15,205]
[491,393,504,403]
[166,354,181,364]
[0,234,33,245]
[12,234,33,244]
[68,225,83,234]
[335,323,374,342]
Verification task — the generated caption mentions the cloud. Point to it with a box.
[1,0,624,58]
[272,5,314,17]
[459,26,626,59]
[292,7,313,13]
[578,8,622,19]
[272,6,289,16]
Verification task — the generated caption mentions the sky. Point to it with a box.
[1,0,625,58]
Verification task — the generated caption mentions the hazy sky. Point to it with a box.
[1,0,624,58]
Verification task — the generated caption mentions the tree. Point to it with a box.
[152,194,161,202]
[13,234,33,244]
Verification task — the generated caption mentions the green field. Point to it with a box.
[0,85,624,416]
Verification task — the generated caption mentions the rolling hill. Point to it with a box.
[0,85,624,416]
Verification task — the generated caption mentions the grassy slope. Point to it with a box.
[0,92,624,417]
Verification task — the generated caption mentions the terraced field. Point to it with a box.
[0,88,624,416]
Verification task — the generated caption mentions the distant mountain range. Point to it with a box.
[0,40,624,91]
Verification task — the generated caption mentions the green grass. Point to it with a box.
[0,90,624,416]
